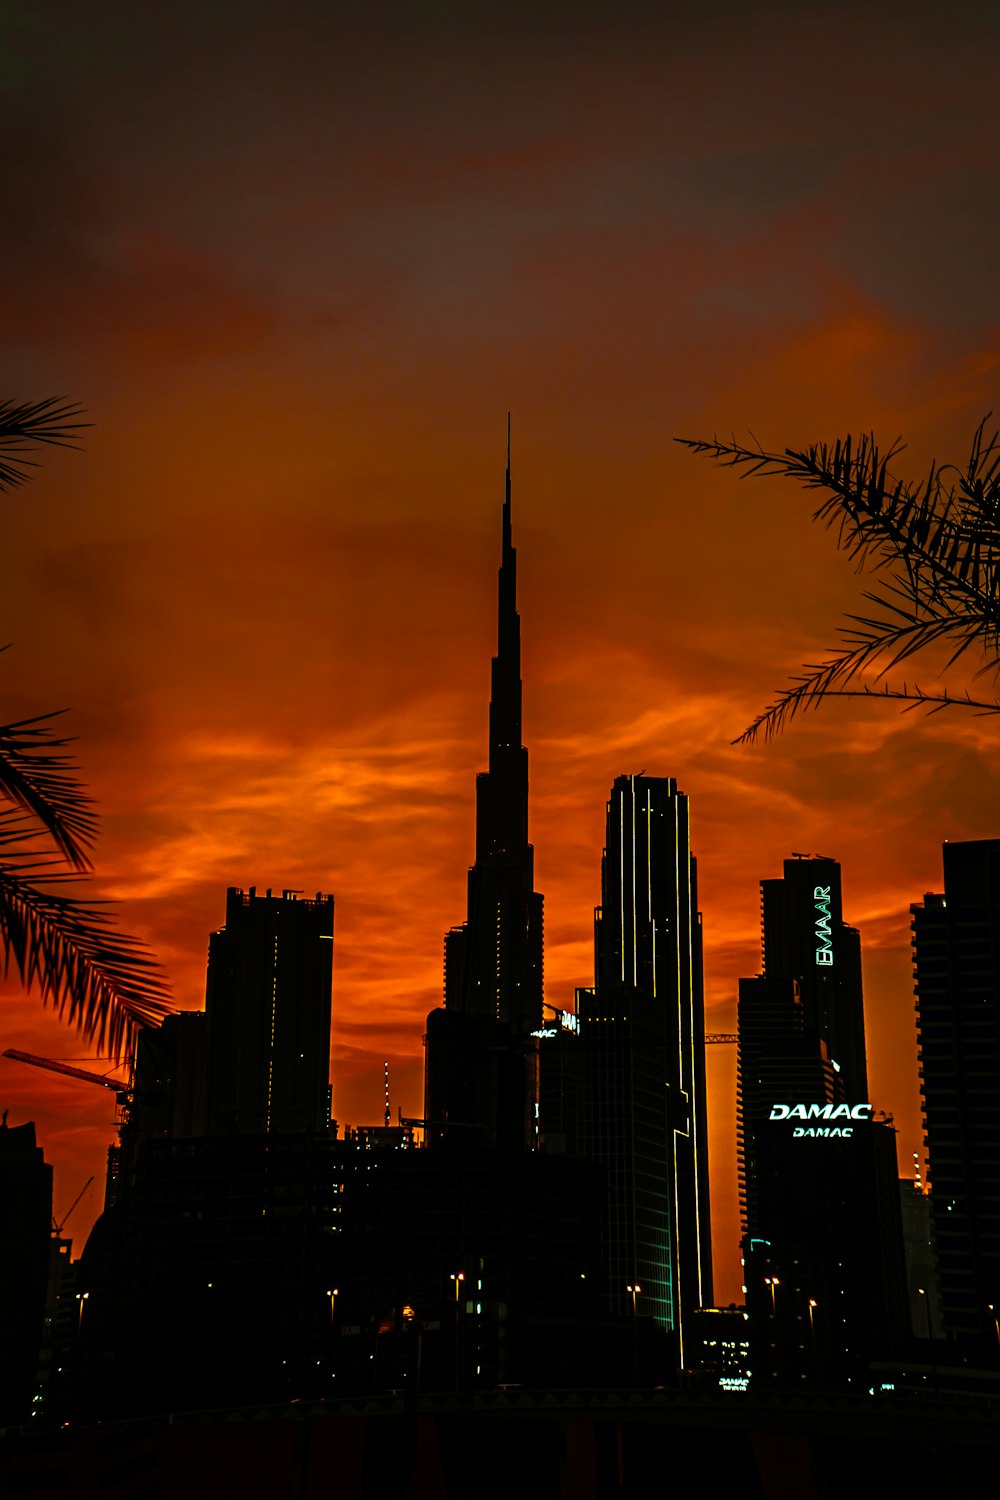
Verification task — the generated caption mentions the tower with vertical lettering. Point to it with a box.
[761,856,867,1098]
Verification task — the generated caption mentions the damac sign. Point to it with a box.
[769,1102,872,1139]
[814,885,833,966]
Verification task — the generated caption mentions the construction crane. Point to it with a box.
[2,1049,136,1212]
[53,1175,94,1237]
[705,1034,737,1045]
[2,1049,131,1101]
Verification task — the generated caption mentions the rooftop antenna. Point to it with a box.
[505,413,511,521]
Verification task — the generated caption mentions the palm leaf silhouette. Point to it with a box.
[0,400,171,1057]
[678,418,1000,742]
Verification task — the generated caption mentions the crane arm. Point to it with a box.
[2,1048,126,1092]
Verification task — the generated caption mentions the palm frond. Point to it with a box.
[678,417,1000,740]
[0,398,89,492]
[0,714,98,870]
[0,863,172,1058]
[0,394,173,1056]
[738,680,1000,744]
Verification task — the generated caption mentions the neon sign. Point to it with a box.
[770,1104,871,1121]
[814,885,833,966]
[769,1102,872,1139]
[530,1011,579,1039]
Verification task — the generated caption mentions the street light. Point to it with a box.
[327,1287,339,1328]
[626,1284,642,1385]
[764,1276,780,1315]
[76,1291,90,1334]
[917,1287,933,1341]
[450,1274,466,1392]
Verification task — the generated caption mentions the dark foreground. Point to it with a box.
[3,1385,999,1499]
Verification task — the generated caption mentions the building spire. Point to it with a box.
[458,420,537,960]
[487,414,524,847]
[429,427,545,1151]
[503,412,513,560]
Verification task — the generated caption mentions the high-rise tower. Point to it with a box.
[740,855,907,1385]
[912,839,1000,1362]
[204,886,334,1136]
[579,774,712,1354]
[425,429,544,1153]
[737,973,839,1238]
[761,855,867,1098]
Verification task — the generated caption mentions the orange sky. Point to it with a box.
[2,0,1000,1302]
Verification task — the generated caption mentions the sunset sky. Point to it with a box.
[2,0,999,1301]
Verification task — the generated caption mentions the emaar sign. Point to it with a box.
[769,1102,872,1139]
[814,885,833,966]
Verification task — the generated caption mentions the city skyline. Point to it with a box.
[0,423,974,1303]
[3,2,1000,1305]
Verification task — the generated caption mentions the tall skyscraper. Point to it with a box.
[64,887,338,1421]
[205,886,334,1136]
[761,855,867,1098]
[737,974,839,1239]
[912,838,1000,1362]
[740,856,907,1385]
[578,774,712,1355]
[425,432,544,1154]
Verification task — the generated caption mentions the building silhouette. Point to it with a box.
[56,440,645,1420]
[54,889,337,1420]
[425,431,543,1154]
[761,855,867,1098]
[737,974,839,1241]
[68,1131,344,1420]
[132,1010,209,1143]
[912,838,1000,1362]
[899,1176,943,1342]
[740,856,907,1386]
[0,1119,51,1426]
[537,1009,584,1158]
[205,886,334,1136]
[578,773,712,1360]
